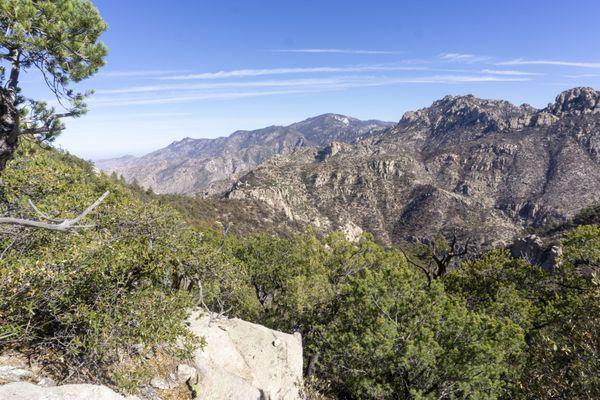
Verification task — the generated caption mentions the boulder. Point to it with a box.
[0,365,34,383]
[149,376,177,390]
[509,234,561,271]
[510,234,546,264]
[0,382,130,400]
[187,312,303,400]
[175,364,197,383]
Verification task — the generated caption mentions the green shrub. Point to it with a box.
[318,257,523,399]
[446,233,600,399]
[226,231,527,399]
[0,143,197,387]
[517,226,600,399]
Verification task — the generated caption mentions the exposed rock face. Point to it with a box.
[1,313,304,400]
[0,365,34,383]
[399,94,535,137]
[96,114,393,195]
[187,312,303,400]
[0,353,54,387]
[0,353,134,400]
[225,88,600,245]
[0,382,131,400]
[548,87,600,116]
[509,234,562,271]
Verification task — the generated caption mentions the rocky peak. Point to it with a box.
[547,87,600,116]
[169,137,194,146]
[224,88,600,246]
[165,136,209,151]
[289,114,364,137]
[401,94,534,134]
[298,113,355,126]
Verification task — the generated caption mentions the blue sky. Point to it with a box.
[30,0,600,159]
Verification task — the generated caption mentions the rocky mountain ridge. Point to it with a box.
[96,114,393,195]
[224,87,600,245]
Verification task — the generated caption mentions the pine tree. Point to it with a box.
[0,0,107,169]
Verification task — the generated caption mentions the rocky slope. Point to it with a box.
[225,88,600,245]
[96,114,393,195]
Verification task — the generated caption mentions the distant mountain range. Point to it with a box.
[96,114,394,195]
[97,87,600,245]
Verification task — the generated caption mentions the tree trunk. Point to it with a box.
[305,353,319,378]
[0,49,22,171]
[0,88,19,171]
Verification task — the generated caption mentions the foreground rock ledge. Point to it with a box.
[0,313,303,400]
[0,382,131,400]
[189,312,303,400]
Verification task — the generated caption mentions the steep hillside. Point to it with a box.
[225,87,600,245]
[96,114,392,195]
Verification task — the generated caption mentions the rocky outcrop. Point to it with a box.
[96,114,392,195]
[187,312,303,400]
[315,141,348,161]
[0,382,132,400]
[0,314,304,400]
[0,353,55,388]
[547,87,600,116]
[400,94,535,135]
[0,353,136,399]
[224,88,600,245]
[509,234,563,271]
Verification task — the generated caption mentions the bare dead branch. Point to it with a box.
[429,234,470,279]
[399,246,432,286]
[0,191,109,232]
[28,199,63,222]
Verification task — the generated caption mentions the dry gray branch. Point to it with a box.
[0,191,109,232]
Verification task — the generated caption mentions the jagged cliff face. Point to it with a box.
[96,114,393,195]
[225,88,600,245]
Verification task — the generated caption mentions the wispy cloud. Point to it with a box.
[96,78,348,95]
[73,112,193,122]
[497,59,600,68]
[564,73,600,78]
[481,69,543,76]
[91,74,530,107]
[133,112,193,117]
[100,74,528,96]
[272,48,402,55]
[439,53,491,64]
[99,70,188,78]
[91,89,321,107]
[387,75,529,84]
[161,65,432,80]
